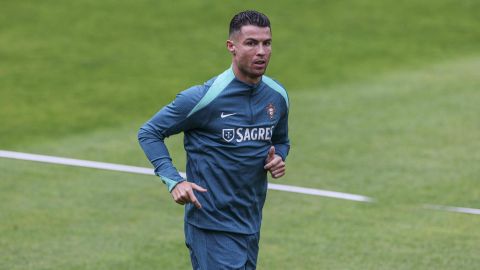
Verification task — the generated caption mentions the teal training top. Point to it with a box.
[138,67,290,234]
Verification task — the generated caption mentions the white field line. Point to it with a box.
[424,204,480,215]
[267,183,373,202]
[2,150,479,214]
[0,150,372,202]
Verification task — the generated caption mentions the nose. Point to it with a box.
[257,44,266,56]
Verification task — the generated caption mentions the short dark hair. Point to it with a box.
[229,10,271,37]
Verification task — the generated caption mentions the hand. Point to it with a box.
[264,146,286,179]
[171,181,207,209]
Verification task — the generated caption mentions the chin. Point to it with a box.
[252,69,267,77]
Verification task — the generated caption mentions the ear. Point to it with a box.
[226,40,236,55]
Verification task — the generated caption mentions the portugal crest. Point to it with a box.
[222,129,235,142]
[266,103,276,120]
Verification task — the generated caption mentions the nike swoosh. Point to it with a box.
[221,112,237,118]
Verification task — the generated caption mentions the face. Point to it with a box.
[227,25,272,84]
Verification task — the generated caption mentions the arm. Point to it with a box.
[138,86,206,194]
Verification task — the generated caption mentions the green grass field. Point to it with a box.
[1,0,480,269]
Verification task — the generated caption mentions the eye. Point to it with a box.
[264,40,272,46]
[245,40,255,46]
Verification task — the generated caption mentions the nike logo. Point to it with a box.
[221,112,237,118]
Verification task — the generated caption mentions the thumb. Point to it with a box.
[191,183,208,192]
[268,146,275,159]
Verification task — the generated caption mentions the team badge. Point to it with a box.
[222,129,235,142]
[266,103,276,120]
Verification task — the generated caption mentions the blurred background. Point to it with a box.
[1,0,479,269]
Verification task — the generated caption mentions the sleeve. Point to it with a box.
[271,103,290,161]
[137,86,203,192]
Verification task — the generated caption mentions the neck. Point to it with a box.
[231,63,261,85]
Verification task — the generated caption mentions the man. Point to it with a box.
[138,10,289,269]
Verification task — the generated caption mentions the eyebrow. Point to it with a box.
[244,38,272,43]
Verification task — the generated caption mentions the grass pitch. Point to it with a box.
[1,0,480,269]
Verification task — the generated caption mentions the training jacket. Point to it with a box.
[138,66,290,234]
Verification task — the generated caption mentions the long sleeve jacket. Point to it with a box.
[138,67,290,234]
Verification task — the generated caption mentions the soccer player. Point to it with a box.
[138,10,290,269]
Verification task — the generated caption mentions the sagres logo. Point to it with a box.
[222,126,274,143]
[222,129,235,142]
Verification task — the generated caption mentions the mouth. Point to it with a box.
[253,59,266,69]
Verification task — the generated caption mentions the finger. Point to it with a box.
[272,171,285,178]
[173,186,189,200]
[172,185,186,197]
[271,167,285,176]
[268,161,285,171]
[172,192,186,204]
[264,157,281,170]
[191,183,207,192]
[176,199,186,205]
[178,190,188,199]
[264,158,280,169]
[187,190,202,209]
[171,189,180,200]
